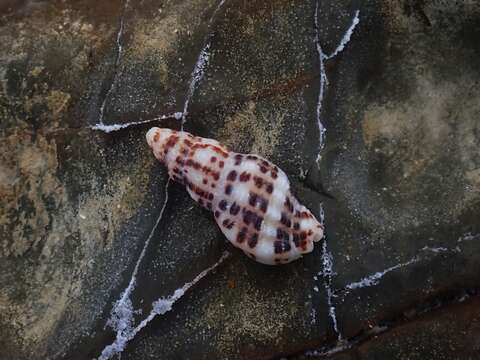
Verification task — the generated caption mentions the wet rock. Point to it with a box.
[1,0,479,359]
[317,0,480,342]
[0,1,168,358]
[328,297,480,360]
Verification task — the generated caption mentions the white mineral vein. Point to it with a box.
[325,10,360,60]
[345,241,466,292]
[182,0,227,124]
[305,341,352,358]
[457,232,480,243]
[321,239,342,340]
[181,40,212,125]
[314,5,360,158]
[345,257,420,290]
[94,0,227,132]
[420,246,451,253]
[98,2,229,359]
[97,251,230,360]
[98,0,130,124]
[314,0,328,158]
[91,113,182,133]
[313,0,360,343]
[106,179,171,339]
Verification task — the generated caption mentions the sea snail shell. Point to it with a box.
[146,127,324,265]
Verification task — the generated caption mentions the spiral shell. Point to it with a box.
[146,127,324,265]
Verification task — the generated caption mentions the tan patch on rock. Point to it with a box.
[466,169,480,190]
[126,0,216,83]
[0,132,62,257]
[200,264,300,357]
[0,129,153,355]
[362,73,480,215]
[217,100,286,158]
[45,90,71,116]
[363,76,457,181]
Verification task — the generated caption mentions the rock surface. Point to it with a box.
[326,296,480,360]
[0,0,479,359]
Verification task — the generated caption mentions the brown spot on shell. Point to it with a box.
[219,200,228,211]
[230,202,240,215]
[165,135,179,149]
[211,146,229,158]
[277,228,289,241]
[280,213,292,228]
[285,197,294,213]
[248,233,258,248]
[300,240,308,251]
[237,227,247,243]
[293,233,300,247]
[248,192,258,207]
[254,216,263,231]
[243,209,254,225]
[222,218,235,229]
[258,197,268,213]
[227,170,237,181]
[234,154,243,165]
[266,183,273,194]
[274,240,291,254]
[239,172,251,182]
[253,176,264,189]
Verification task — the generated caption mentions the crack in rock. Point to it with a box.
[104,179,171,350]
[92,0,228,133]
[302,289,480,358]
[344,244,464,292]
[325,10,360,60]
[312,0,360,345]
[97,1,229,358]
[345,257,420,291]
[98,0,130,125]
[97,251,230,360]
[91,112,182,133]
[181,0,227,125]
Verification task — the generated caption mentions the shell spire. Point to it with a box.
[146,127,324,265]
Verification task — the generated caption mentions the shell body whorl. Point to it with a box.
[146,127,324,265]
